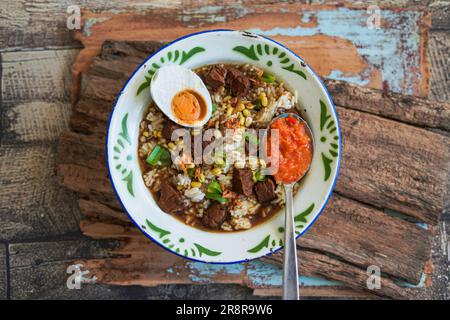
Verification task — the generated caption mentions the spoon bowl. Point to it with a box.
[267,112,315,182]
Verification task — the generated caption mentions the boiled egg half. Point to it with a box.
[150,65,212,128]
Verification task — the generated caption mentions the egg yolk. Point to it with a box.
[171,90,206,124]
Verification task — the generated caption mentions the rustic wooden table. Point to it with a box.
[0,1,449,300]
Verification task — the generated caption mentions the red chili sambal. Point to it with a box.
[267,115,313,184]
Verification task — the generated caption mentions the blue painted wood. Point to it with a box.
[247,7,426,95]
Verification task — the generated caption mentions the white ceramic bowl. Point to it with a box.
[107,30,341,263]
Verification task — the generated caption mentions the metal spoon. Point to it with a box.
[266,113,314,300]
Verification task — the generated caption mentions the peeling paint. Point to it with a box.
[186,261,245,283]
[328,70,370,86]
[396,273,426,288]
[384,208,429,230]
[183,260,340,286]
[247,7,423,94]
[83,17,111,37]
[181,5,249,24]
[246,260,340,287]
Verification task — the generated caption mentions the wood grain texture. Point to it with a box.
[0,244,6,300]
[0,0,433,51]
[2,100,71,144]
[1,50,75,145]
[9,238,131,300]
[0,48,85,242]
[335,107,449,225]
[325,79,450,130]
[7,238,278,300]
[428,31,450,102]
[0,145,81,241]
[1,49,77,102]
[67,2,431,98]
[73,219,384,298]
[430,1,450,30]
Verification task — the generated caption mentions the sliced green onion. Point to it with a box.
[146,145,162,165]
[206,192,227,204]
[146,145,171,166]
[254,170,266,182]
[207,179,222,194]
[212,103,218,114]
[261,72,276,83]
[158,147,172,166]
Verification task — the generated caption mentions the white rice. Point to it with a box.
[184,187,205,202]
[143,169,158,188]
[230,199,260,218]
[230,217,252,230]
[176,173,191,188]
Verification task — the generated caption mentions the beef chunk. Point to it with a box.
[232,168,254,197]
[254,179,276,205]
[162,120,182,141]
[230,75,250,97]
[158,181,185,214]
[202,203,228,229]
[225,67,242,84]
[225,67,250,97]
[203,65,226,90]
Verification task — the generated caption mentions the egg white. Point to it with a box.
[150,64,212,128]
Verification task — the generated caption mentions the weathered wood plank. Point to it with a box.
[0,1,81,50]
[2,100,71,144]
[9,238,127,300]
[299,195,432,284]
[324,79,450,131]
[76,218,415,299]
[0,1,432,51]
[71,3,431,97]
[0,49,87,244]
[266,248,417,299]
[7,238,271,300]
[336,107,449,224]
[57,163,120,209]
[0,145,81,241]
[428,31,450,102]
[78,199,129,224]
[0,244,7,300]
[253,286,377,298]
[1,49,77,102]
[430,1,450,30]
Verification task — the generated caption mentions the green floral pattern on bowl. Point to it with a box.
[233,43,307,79]
[107,30,341,263]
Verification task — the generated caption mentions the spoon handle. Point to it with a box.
[282,183,299,300]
